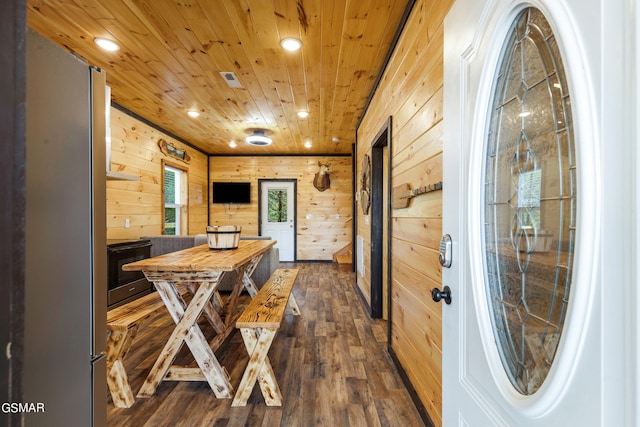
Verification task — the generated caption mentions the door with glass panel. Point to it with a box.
[259,180,296,261]
[442,0,635,425]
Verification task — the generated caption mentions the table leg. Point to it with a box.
[223,265,247,325]
[212,291,224,311]
[106,327,138,408]
[186,282,226,334]
[232,328,281,407]
[241,253,263,297]
[137,280,234,399]
[286,294,301,315]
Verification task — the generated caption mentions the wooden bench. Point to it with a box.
[231,268,300,407]
[106,285,188,408]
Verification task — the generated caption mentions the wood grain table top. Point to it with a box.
[122,239,276,273]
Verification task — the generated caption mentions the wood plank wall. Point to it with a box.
[209,156,352,261]
[106,107,209,240]
[356,0,453,425]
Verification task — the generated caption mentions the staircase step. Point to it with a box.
[333,243,352,260]
[338,263,353,272]
[335,254,351,264]
[335,254,352,271]
[333,242,353,271]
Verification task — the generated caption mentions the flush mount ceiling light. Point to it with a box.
[280,37,302,51]
[229,140,237,148]
[94,37,120,52]
[187,110,200,118]
[304,140,312,148]
[297,110,309,118]
[245,129,272,146]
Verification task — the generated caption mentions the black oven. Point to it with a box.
[107,239,153,308]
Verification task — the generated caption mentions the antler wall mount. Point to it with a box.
[313,161,331,192]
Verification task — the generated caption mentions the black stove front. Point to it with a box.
[106,239,153,309]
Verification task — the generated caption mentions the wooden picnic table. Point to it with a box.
[122,239,276,399]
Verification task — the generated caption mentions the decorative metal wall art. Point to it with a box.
[360,154,371,214]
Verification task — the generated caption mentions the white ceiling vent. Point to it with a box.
[220,72,243,88]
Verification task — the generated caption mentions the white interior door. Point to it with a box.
[442,0,636,425]
[260,181,295,261]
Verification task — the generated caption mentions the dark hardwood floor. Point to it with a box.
[107,262,424,426]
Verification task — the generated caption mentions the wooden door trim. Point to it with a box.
[370,117,392,319]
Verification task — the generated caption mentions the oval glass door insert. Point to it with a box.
[483,7,577,395]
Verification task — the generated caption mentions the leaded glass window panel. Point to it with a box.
[483,7,576,395]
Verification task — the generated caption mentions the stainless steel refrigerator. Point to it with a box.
[25,29,107,427]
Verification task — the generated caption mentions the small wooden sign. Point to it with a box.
[393,181,442,208]
[158,138,191,163]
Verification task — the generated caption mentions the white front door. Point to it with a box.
[442,0,636,425]
[260,180,296,261]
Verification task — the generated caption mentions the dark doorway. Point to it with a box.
[369,117,391,319]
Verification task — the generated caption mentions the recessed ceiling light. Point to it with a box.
[246,130,272,146]
[94,37,120,52]
[519,111,531,117]
[304,141,312,148]
[187,110,200,118]
[297,110,309,118]
[229,140,237,148]
[332,136,340,143]
[280,37,302,51]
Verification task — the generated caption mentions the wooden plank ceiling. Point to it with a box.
[26,0,408,155]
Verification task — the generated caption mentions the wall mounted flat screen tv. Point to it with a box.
[212,182,251,204]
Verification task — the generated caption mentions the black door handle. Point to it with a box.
[431,286,452,305]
